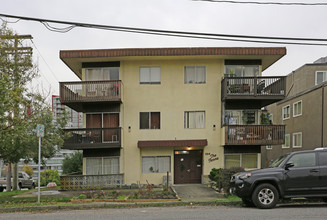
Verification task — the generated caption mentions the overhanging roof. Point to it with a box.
[60,47,286,79]
[138,139,208,148]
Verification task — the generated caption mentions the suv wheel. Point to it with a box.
[252,183,279,209]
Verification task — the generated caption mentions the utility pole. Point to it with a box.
[1,34,33,191]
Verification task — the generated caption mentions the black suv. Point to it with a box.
[230,148,327,209]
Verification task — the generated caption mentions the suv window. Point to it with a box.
[288,152,316,168]
[318,151,327,166]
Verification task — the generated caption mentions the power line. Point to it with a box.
[30,39,60,83]
[1,13,327,46]
[193,0,327,6]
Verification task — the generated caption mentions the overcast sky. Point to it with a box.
[1,0,327,96]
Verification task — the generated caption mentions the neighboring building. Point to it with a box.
[59,47,286,186]
[262,57,327,167]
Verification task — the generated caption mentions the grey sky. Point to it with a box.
[1,0,327,95]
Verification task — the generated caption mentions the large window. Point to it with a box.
[184,111,205,128]
[225,154,258,169]
[142,156,171,173]
[85,157,119,175]
[140,112,160,129]
[282,105,290,120]
[282,134,290,148]
[184,66,206,84]
[316,71,327,85]
[293,101,302,117]
[225,65,259,77]
[140,67,161,84]
[85,67,119,81]
[293,132,302,148]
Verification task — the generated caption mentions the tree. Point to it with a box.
[22,164,33,177]
[62,151,83,175]
[0,23,69,191]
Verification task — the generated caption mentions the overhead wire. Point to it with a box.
[192,0,327,6]
[0,13,327,46]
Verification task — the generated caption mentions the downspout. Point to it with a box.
[322,86,325,147]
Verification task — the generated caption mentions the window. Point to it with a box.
[225,65,259,77]
[225,154,258,169]
[142,156,171,173]
[316,71,327,85]
[282,105,290,120]
[140,112,160,129]
[282,134,290,148]
[266,145,273,150]
[293,132,302,148]
[293,101,302,117]
[85,67,119,81]
[184,66,206,84]
[140,67,161,84]
[184,111,205,128]
[85,157,119,175]
[288,153,316,168]
[318,152,327,166]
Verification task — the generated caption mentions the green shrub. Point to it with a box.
[39,169,60,186]
[209,167,245,194]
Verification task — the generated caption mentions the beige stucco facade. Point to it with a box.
[60,47,286,186]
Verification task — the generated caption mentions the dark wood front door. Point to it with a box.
[174,150,203,184]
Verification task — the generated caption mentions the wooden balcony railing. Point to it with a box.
[60,174,123,190]
[221,76,286,99]
[63,127,121,149]
[225,125,285,145]
[60,80,122,104]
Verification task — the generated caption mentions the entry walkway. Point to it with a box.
[172,184,223,202]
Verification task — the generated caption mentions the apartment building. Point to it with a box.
[59,47,286,186]
[262,57,327,167]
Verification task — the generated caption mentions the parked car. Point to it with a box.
[230,148,327,209]
[46,182,57,187]
[0,171,35,192]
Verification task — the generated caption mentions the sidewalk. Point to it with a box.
[172,184,223,202]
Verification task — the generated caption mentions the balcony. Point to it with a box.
[221,76,286,109]
[62,127,121,150]
[224,125,285,145]
[59,80,122,112]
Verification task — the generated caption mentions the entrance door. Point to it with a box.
[174,150,203,184]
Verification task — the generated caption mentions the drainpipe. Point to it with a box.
[322,86,325,147]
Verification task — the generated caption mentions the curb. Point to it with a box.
[0,200,242,213]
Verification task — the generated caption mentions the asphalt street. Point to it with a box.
[2,203,327,220]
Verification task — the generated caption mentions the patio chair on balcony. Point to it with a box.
[257,80,265,94]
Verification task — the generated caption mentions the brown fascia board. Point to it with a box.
[138,139,208,148]
[60,47,286,59]
[60,47,286,78]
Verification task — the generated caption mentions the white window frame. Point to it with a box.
[282,134,290,148]
[282,105,290,120]
[266,145,273,150]
[293,132,302,148]
[142,156,171,173]
[140,67,161,84]
[224,153,258,169]
[184,66,206,84]
[293,100,302,117]
[315,71,327,85]
[139,112,161,129]
[184,111,206,129]
[85,156,120,175]
[85,67,120,81]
